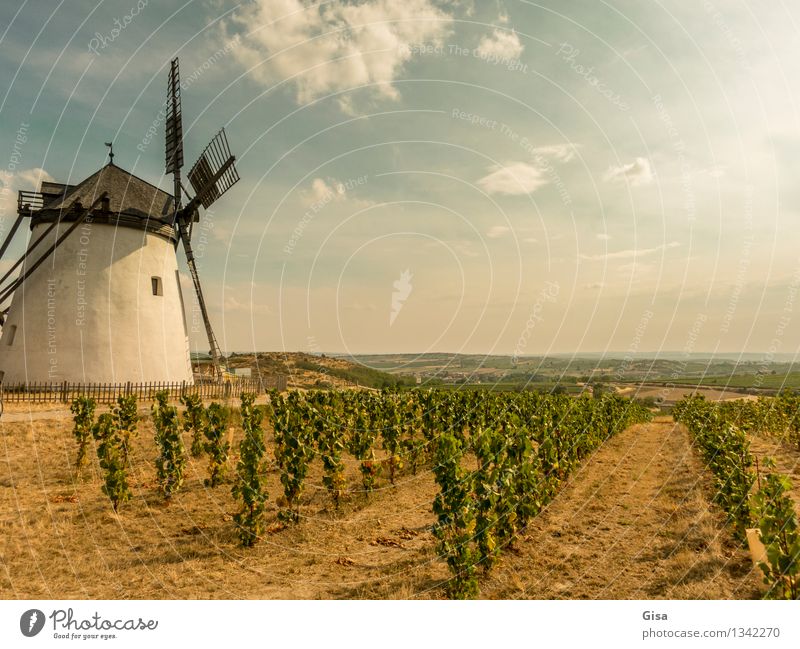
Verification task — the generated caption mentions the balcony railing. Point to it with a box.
[17,190,44,215]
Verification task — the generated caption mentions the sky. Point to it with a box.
[2,0,800,358]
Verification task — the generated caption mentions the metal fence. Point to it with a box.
[0,375,287,404]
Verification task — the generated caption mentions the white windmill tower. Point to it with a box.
[0,57,238,385]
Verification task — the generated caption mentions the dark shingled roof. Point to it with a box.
[30,163,178,241]
[43,163,174,219]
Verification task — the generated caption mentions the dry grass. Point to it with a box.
[481,420,763,599]
[0,414,446,599]
[0,413,764,599]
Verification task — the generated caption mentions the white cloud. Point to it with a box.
[532,143,579,163]
[476,28,523,61]
[580,241,680,261]
[523,237,538,243]
[0,167,52,218]
[226,0,452,110]
[487,225,510,238]
[306,177,346,204]
[301,176,374,210]
[603,157,654,186]
[478,162,548,195]
[596,233,611,241]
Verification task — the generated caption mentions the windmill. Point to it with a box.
[0,56,239,385]
[164,57,240,380]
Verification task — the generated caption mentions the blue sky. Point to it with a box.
[2,0,800,357]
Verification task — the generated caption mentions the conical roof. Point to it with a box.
[43,163,174,220]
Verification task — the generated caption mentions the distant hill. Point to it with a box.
[219,352,413,390]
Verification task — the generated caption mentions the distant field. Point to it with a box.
[423,382,584,393]
[665,372,800,390]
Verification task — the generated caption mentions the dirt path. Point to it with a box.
[481,419,762,599]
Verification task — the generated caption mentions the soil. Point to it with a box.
[0,414,763,599]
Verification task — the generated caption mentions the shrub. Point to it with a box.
[152,391,186,499]
[70,396,96,477]
[204,403,230,487]
[232,393,268,546]
[92,413,131,512]
[113,394,138,465]
[348,408,379,493]
[752,460,800,600]
[432,432,478,599]
[271,391,314,523]
[181,393,207,457]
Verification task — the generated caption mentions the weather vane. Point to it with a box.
[105,141,114,164]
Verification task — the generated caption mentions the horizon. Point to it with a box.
[221,349,800,361]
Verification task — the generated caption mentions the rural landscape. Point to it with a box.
[1,0,800,619]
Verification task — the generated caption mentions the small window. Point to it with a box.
[5,324,16,346]
[151,276,163,296]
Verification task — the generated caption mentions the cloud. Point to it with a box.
[476,28,523,61]
[486,225,510,238]
[580,241,680,261]
[478,161,548,195]
[603,157,654,186]
[0,167,53,218]
[300,176,373,211]
[532,143,579,163]
[225,0,452,110]
[596,233,611,241]
[305,177,347,205]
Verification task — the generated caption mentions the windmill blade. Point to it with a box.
[0,214,25,260]
[176,220,224,380]
[187,128,239,209]
[165,57,184,207]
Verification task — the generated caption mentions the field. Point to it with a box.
[345,352,800,392]
[4,389,795,600]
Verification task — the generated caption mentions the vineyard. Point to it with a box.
[1,388,651,599]
[674,395,800,599]
[4,387,800,599]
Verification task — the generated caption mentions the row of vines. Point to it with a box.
[674,395,800,599]
[70,389,650,598]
